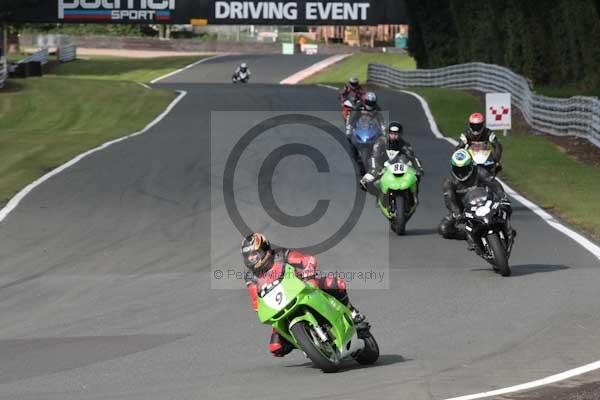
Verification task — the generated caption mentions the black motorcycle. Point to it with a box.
[462,187,514,276]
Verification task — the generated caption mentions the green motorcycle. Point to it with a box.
[377,152,419,235]
[257,264,379,372]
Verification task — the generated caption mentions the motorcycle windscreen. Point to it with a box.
[469,142,493,165]
[462,187,490,209]
[353,117,380,144]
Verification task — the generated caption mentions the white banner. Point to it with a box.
[486,93,512,130]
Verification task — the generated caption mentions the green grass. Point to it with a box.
[0,55,205,205]
[51,55,205,83]
[411,87,600,239]
[303,53,416,87]
[535,85,600,99]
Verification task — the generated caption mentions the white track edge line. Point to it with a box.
[279,54,351,85]
[317,84,600,398]
[150,54,228,84]
[0,90,188,224]
[444,360,600,400]
[401,89,600,260]
[402,89,600,399]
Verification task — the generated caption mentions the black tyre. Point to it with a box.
[487,233,511,276]
[290,322,340,373]
[354,332,379,365]
[392,194,407,235]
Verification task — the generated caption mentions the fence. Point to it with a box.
[58,45,77,63]
[19,47,49,65]
[367,62,600,146]
[0,57,6,89]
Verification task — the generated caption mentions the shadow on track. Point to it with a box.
[470,264,570,276]
[284,354,410,372]
[407,228,439,237]
[510,264,571,276]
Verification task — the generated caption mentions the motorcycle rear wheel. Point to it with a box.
[354,331,379,365]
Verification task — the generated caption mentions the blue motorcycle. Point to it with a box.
[350,114,383,175]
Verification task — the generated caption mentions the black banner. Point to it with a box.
[10,1,408,25]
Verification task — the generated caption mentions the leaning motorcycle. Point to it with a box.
[256,264,379,372]
[350,114,382,175]
[467,141,499,175]
[377,153,419,235]
[462,187,514,276]
[232,70,250,83]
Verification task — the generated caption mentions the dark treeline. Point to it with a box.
[406,0,600,91]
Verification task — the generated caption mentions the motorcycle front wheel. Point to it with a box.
[391,193,407,236]
[291,322,340,373]
[487,233,511,276]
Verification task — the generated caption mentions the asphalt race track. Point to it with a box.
[0,54,599,400]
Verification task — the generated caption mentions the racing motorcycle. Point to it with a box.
[350,114,383,175]
[467,141,500,175]
[462,187,514,276]
[232,70,250,84]
[341,92,363,123]
[377,153,419,235]
[256,263,379,372]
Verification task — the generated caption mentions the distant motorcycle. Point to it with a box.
[350,114,383,175]
[467,141,500,175]
[377,153,419,235]
[462,187,514,276]
[232,70,250,84]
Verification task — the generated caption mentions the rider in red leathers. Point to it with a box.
[241,233,368,357]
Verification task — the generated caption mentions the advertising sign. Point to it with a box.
[11,0,408,25]
[485,93,512,131]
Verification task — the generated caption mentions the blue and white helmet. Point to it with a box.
[364,92,378,111]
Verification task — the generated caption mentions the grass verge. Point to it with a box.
[410,88,600,240]
[303,55,600,240]
[50,55,204,83]
[303,53,416,87]
[0,56,204,206]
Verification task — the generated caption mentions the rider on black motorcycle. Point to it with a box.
[438,149,514,249]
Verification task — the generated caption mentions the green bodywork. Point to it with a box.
[378,162,418,219]
[256,264,356,353]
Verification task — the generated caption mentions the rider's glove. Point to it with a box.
[360,173,375,190]
[345,124,352,138]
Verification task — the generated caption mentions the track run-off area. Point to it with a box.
[0,54,599,400]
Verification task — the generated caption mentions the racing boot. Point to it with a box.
[349,304,370,338]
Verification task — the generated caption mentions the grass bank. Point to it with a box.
[303,53,416,87]
[0,56,204,205]
[410,88,600,240]
[303,54,600,240]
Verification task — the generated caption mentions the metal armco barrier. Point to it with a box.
[368,62,600,147]
[0,57,7,89]
[58,45,77,63]
[20,47,49,65]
